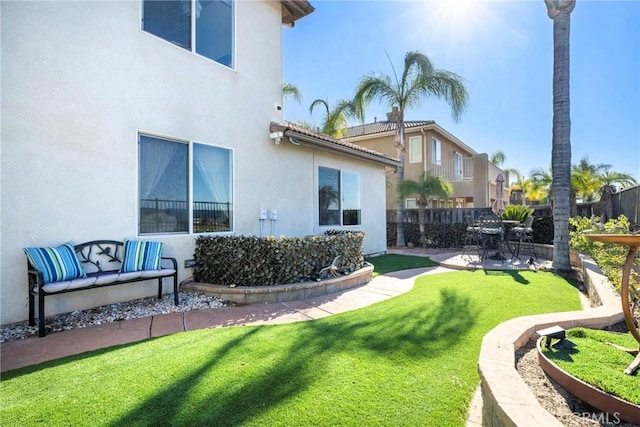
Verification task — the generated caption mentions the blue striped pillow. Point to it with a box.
[24,242,86,284]
[119,240,163,273]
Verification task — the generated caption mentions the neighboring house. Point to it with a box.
[342,112,510,211]
[0,1,398,326]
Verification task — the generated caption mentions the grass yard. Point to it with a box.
[1,260,582,426]
[365,254,438,276]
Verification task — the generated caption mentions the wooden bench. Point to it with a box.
[26,240,178,337]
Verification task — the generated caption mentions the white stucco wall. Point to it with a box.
[0,1,389,325]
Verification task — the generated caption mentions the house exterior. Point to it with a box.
[342,115,510,211]
[0,1,398,326]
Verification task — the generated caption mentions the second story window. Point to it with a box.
[142,0,234,68]
[431,137,441,165]
[408,136,422,164]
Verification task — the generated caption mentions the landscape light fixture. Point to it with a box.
[537,325,575,349]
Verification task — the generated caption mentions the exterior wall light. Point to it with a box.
[270,131,284,144]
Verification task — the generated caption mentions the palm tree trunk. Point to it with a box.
[418,205,427,248]
[548,1,574,271]
[395,118,407,247]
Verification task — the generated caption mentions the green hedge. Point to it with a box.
[194,232,365,286]
[388,217,554,248]
[532,216,553,244]
[387,223,467,248]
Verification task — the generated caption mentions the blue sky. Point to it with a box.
[282,0,640,184]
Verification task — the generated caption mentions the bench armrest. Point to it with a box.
[27,268,45,288]
[161,256,177,270]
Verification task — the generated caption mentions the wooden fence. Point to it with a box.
[389,185,640,230]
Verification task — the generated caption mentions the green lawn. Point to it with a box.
[365,254,438,276]
[542,327,640,404]
[1,260,582,426]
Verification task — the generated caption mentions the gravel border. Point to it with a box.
[0,292,226,343]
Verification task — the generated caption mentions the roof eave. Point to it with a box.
[281,0,315,26]
[270,123,400,168]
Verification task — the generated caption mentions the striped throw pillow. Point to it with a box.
[24,242,86,284]
[119,240,164,273]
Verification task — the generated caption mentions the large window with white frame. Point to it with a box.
[408,136,422,163]
[318,167,361,226]
[142,0,234,68]
[139,134,233,235]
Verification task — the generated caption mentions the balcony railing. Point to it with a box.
[425,157,473,182]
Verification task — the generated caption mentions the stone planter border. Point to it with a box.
[478,244,625,426]
[181,263,374,305]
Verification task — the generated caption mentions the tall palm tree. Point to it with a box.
[309,98,361,138]
[282,82,303,103]
[353,51,468,247]
[545,0,575,271]
[397,173,453,248]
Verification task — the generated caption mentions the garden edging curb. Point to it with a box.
[477,250,625,426]
[181,263,374,305]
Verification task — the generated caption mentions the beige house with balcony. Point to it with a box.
[342,116,510,211]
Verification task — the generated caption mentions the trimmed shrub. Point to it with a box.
[194,232,365,286]
[387,222,467,248]
[530,216,553,244]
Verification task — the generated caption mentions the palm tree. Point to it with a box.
[510,170,550,206]
[397,173,453,248]
[353,51,468,247]
[598,170,636,191]
[532,164,579,213]
[490,150,506,167]
[282,82,303,103]
[545,0,575,271]
[592,170,637,218]
[571,156,610,202]
[309,98,361,138]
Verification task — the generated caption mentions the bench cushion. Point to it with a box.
[24,242,86,284]
[36,269,176,293]
[120,239,163,273]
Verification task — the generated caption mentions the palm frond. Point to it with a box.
[282,82,302,103]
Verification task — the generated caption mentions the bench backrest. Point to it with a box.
[75,240,124,275]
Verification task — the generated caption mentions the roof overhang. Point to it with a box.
[270,122,400,168]
[281,0,315,26]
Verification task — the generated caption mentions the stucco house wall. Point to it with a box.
[0,1,389,325]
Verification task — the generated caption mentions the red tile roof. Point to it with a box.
[342,120,436,138]
[281,1,315,25]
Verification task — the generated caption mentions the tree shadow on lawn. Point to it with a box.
[109,288,477,426]
[483,269,531,285]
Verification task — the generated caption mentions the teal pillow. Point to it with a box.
[24,242,86,284]
[119,239,163,273]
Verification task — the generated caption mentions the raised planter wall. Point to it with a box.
[182,263,374,305]
[478,249,625,426]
